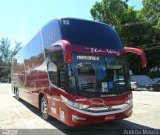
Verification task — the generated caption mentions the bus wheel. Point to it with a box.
[41,96,50,120]
[15,88,20,101]
[149,87,153,91]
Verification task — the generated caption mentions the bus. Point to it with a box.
[11,18,146,126]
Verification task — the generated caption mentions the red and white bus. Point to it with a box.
[11,18,146,126]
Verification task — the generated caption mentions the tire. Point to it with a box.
[41,96,50,120]
[149,87,153,91]
[15,88,20,101]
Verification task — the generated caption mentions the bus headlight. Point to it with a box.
[66,100,89,110]
[125,99,133,104]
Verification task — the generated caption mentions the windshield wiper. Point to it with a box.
[81,83,94,90]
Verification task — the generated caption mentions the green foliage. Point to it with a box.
[0,37,22,82]
[142,0,160,28]
[0,38,11,61]
[147,70,160,79]
[90,0,134,26]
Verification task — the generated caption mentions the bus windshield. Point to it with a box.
[60,18,123,49]
[68,53,130,97]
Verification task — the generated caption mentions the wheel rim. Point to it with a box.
[16,90,19,100]
[41,97,47,114]
[149,87,153,91]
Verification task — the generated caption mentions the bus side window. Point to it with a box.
[47,50,65,89]
[48,62,57,85]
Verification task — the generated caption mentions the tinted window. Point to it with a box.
[77,63,95,75]
[24,32,42,62]
[77,63,96,92]
[12,52,25,84]
[68,53,130,97]
[23,33,44,82]
[105,57,129,89]
[47,50,65,88]
[60,18,123,49]
[42,20,61,49]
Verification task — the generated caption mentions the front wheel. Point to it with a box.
[41,96,50,120]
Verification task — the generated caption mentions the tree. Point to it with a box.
[140,0,160,75]
[0,37,22,82]
[0,38,11,61]
[141,0,160,28]
[11,41,22,58]
[0,38,21,62]
[90,0,139,27]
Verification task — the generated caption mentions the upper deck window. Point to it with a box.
[60,18,123,49]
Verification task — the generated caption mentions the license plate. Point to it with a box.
[105,115,115,121]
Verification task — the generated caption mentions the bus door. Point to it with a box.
[46,47,67,118]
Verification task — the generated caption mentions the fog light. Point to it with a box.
[72,115,86,122]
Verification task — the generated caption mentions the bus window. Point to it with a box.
[48,61,57,85]
[42,20,61,50]
[47,50,65,89]
[77,63,96,92]
[106,57,128,89]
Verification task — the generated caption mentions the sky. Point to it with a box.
[0,0,142,47]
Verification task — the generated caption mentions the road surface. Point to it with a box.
[0,84,159,135]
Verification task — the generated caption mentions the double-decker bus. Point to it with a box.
[11,18,146,126]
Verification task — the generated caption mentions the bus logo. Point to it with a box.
[90,98,105,105]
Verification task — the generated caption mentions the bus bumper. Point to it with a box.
[66,104,133,127]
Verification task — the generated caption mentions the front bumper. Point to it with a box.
[66,103,133,126]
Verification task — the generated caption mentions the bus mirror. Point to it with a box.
[124,47,147,68]
[50,42,72,64]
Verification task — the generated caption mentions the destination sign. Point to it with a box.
[77,56,99,60]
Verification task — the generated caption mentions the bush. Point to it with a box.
[147,70,160,79]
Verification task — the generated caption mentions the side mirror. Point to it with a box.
[124,47,147,68]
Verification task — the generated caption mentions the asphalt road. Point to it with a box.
[0,84,159,135]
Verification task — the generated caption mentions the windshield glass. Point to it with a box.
[77,62,96,92]
[60,18,123,49]
[68,53,130,97]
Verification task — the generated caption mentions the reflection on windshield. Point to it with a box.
[68,53,130,95]
[77,63,96,92]
[106,57,126,90]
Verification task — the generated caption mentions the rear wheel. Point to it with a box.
[15,87,20,101]
[149,87,153,91]
[41,96,50,120]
